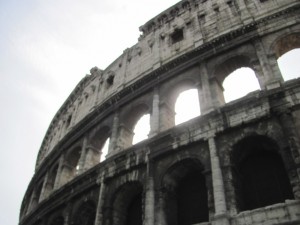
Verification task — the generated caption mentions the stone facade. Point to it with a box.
[20,0,300,225]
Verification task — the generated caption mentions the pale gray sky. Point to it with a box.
[0,1,299,225]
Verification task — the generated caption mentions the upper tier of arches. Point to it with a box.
[36,0,300,168]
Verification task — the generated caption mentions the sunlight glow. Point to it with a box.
[278,48,300,81]
[132,114,150,144]
[100,138,110,162]
[223,68,260,103]
[175,89,201,125]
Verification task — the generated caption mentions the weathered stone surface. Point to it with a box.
[20,0,300,225]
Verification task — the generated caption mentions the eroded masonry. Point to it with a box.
[20,0,300,225]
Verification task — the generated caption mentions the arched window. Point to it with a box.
[177,171,208,225]
[112,182,143,225]
[132,114,150,144]
[162,159,209,225]
[175,89,200,125]
[43,164,58,197]
[100,137,110,162]
[274,33,300,81]
[223,67,260,103]
[277,48,300,81]
[89,127,111,163]
[232,136,294,211]
[61,146,81,184]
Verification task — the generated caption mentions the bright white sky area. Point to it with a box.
[0,0,299,224]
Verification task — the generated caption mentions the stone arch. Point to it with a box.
[162,78,200,128]
[160,158,209,225]
[72,200,97,225]
[89,126,111,163]
[110,181,143,225]
[119,103,150,149]
[213,54,261,103]
[272,32,300,59]
[61,145,82,184]
[271,32,300,81]
[230,135,294,212]
[43,163,59,198]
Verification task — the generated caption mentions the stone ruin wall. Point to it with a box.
[20,0,300,225]
[36,0,299,167]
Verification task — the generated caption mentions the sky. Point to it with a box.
[0,1,299,225]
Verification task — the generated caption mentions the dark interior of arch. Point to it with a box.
[177,171,208,225]
[113,182,143,225]
[90,126,110,149]
[125,192,142,225]
[163,159,208,225]
[232,135,294,211]
[73,201,96,225]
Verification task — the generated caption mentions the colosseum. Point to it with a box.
[20,0,300,225]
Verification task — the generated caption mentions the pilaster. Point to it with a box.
[149,88,160,138]
[208,135,230,225]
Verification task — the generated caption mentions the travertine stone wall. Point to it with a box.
[20,1,300,225]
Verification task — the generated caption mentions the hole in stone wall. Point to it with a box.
[232,136,294,211]
[171,29,184,44]
[100,138,110,162]
[177,171,209,224]
[277,48,300,81]
[132,114,150,144]
[175,89,200,125]
[223,67,260,103]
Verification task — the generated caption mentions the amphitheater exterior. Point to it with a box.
[20,0,300,225]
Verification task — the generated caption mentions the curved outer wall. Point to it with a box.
[20,0,300,225]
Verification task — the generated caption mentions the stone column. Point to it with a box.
[251,58,266,89]
[198,63,214,114]
[39,172,49,201]
[54,154,65,189]
[144,160,155,225]
[208,136,229,225]
[159,100,175,132]
[277,111,300,199]
[108,112,120,156]
[84,146,101,170]
[77,136,88,174]
[157,190,167,225]
[268,53,284,82]
[95,178,106,225]
[254,39,281,90]
[149,88,160,138]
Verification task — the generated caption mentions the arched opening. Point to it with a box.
[175,89,200,125]
[162,159,209,225]
[132,114,150,144]
[278,48,300,81]
[44,164,58,197]
[100,137,110,162]
[274,33,300,81]
[90,126,111,163]
[231,135,294,211]
[177,171,208,225]
[214,56,261,104]
[121,104,149,148]
[223,67,260,102]
[73,201,96,225]
[60,146,81,184]
[112,182,143,225]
